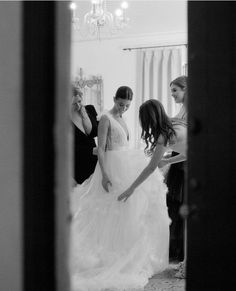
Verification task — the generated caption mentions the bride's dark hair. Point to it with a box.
[115,86,133,101]
[139,99,176,156]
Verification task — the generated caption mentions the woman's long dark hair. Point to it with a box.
[139,99,176,156]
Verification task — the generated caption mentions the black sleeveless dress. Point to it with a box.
[73,105,98,184]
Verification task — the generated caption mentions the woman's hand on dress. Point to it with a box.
[117,188,134,202]
[102,175,112,192]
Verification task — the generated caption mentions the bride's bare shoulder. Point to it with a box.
[98,114,110,130]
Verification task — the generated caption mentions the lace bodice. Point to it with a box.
[102,112,129,150]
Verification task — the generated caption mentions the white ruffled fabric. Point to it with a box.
[69,148,170,291]
[69,111,170,291]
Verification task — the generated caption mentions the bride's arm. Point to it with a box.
[97,115,112,192]
[118,141,166,202]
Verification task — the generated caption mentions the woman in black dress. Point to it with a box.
[71,86,98,184]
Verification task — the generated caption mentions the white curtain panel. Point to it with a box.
[134,46,187,148]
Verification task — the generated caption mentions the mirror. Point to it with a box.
[69,1,187,290]
[73,67,104,113]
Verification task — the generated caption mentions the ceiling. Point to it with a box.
[72,0,187,40]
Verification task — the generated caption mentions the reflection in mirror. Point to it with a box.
[73,67,104,114]
[69,1,187,290]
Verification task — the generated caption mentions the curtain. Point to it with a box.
[134,45,187,148]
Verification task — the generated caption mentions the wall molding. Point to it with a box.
[72,31,187,47]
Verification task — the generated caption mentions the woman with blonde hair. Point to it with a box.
[71,86,98,184]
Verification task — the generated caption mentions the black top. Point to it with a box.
[73,105,98,184]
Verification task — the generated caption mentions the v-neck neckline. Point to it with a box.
[73,121,87,136]
[107,112,129,140]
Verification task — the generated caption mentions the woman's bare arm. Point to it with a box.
[158,152,186,168]
[97,115,112,192]
[118,140,166,202]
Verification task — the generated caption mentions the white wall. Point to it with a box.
[71,38,137,145]
[71,1,187,147]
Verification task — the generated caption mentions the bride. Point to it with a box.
[69,87,170,291]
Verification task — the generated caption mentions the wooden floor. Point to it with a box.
[145,263,185,291]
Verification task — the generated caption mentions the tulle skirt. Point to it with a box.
[69,149,170,291]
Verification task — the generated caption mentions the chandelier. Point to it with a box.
[70,1,130,40]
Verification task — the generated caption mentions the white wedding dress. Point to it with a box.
[69,111,170,291]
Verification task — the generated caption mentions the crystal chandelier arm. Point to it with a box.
[71,0,129,39]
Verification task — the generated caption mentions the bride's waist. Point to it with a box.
[105,148,145,158]
[106,146,129,152]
